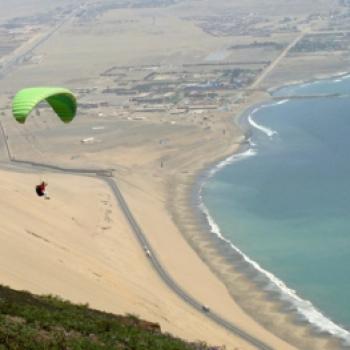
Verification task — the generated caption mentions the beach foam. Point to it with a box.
[248,113,277,138]
[274,99,289,106]
[331,73,350,82]
[207,148,256,178]
[334,74,350,83]
[199,147,350,347]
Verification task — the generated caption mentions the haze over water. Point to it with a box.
[202,75,350,338]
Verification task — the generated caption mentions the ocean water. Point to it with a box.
[201,75,350,344]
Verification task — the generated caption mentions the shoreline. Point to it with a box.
[2,75,348,349]
[198,106,350,346]
[173,77,350,349]
[1,80,348,349]
[2,1,350,348]
[1,87,297,349]
[267,70,350,95]
[0,168,256,350]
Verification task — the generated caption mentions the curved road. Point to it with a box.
[0,8,290,344]
[0,122,274,350]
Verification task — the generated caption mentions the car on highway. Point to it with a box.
[144,245,151,257]
[202,305,210,313]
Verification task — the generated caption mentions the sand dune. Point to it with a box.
[0,169,260,349]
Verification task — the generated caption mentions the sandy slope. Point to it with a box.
[0,169,261,349]
[1,1,345,348]
[0,91,299,349]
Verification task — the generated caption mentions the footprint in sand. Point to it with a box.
[92,271,102,278]
[104,209,112,223]
[94,194,114,236]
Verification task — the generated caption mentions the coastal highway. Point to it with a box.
[0,5,276,344]
[0,123,274,350]
[104,176,275,350]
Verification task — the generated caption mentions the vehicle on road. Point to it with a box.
[144,245,151,257]
[202,305,210,313]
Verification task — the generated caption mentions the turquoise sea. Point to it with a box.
[201,74,350,344]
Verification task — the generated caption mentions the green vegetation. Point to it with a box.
[0,285,215,350]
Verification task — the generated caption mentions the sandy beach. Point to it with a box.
[2,0,350,349]
[0,169,250,349]
[1,86,346,350]
[165,91,346,350]
[0,164,297,350]
[0,89,299,350]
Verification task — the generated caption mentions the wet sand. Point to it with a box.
[0,1,349,348]
[0,90,298,350]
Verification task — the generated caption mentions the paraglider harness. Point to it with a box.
[35,182,47,197]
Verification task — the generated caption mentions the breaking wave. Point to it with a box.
[198,114,350,346]
[199,181,350,345]
[248,112,277,138]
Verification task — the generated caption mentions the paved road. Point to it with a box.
[0,4,279,346]
[251,29,308,89]
[104,177,274,350]
[0,123,274,350]
[8,159,276,350]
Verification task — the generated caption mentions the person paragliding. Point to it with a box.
[35,181,50,200]
[11,87,78,200]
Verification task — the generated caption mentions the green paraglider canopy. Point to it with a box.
[12,87,77,124]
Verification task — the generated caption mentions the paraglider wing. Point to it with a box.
[12,87,77,124]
